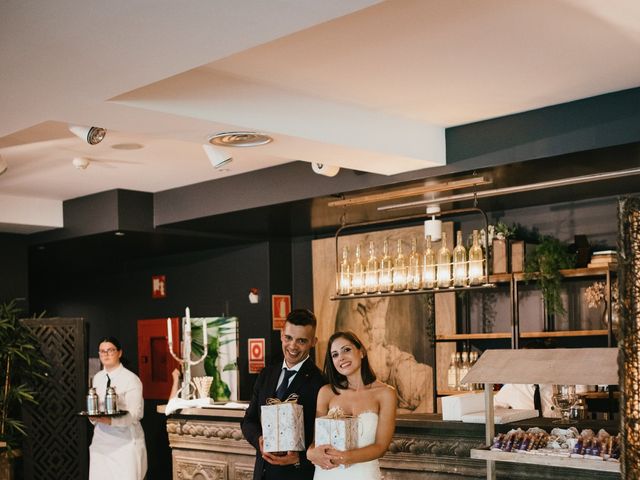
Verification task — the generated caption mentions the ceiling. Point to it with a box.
[2,0,640,234]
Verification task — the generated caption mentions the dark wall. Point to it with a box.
[0,233,28,303]
[29,241,277,400]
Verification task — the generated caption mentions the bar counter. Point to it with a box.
[160,405,619,479]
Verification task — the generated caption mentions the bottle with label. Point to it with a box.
[468,229,484,285]
[422,235,436,289]
[393,239,407,291]
[352,243,365,294]
[379,239,393,292]
[452,230,467,287]
[338,245,351,295]
[407,237,421,290]
[365,241,379,293]
[437,231,452,288]
[447,352,457,390]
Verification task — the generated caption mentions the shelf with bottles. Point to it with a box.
[445,349,481,394]
[331,229,491,300]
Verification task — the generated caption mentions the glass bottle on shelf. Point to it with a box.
[379,239,393,292]
[469,351,478,390]
[422,235,436,289]
[437,231,452,288]
[452,230,467,287]
[447,352,457,391]
[352,243,365,294]
[365,241,379,294]
[407,237,421,290]
[454,351,462,390]
[468,229,484,285]
[393,239,407,291]
[459,351,470,390]
[338,245,351,295]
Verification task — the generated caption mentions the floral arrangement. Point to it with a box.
[584,281,618,309]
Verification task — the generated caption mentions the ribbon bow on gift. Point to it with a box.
[326,406,352,419]
[266,393,299,405]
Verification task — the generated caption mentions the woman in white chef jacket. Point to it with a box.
[88,337,147,480]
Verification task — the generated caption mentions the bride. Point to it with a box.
[307,331,396,479]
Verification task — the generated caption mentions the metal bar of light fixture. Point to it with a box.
[377,166,640,212]
[328,176,491,208]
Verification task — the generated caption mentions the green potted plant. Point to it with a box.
[525,236,576,316]
[0,299,48,477]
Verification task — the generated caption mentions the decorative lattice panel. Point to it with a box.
[22,318,87,480]
[619,197,640,479]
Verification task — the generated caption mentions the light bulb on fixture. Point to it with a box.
[202,144,232,169]
[69,125,106,145]
[424,205,442,241]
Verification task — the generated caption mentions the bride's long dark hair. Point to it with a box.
[324,331,376,394]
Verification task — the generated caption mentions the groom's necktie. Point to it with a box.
[275,369,296,400]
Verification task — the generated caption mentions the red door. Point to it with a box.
[137,318,180,399]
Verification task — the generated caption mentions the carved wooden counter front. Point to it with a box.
[161,406,619,480]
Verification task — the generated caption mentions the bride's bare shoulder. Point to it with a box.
[371,380,396,396]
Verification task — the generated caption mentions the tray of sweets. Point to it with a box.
[77,410,128,418]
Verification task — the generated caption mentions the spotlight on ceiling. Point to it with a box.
[72,157,90,170]
[312,162,340,177]
[0,155,7,176]
[202,144,232,169]
[69,125,107,145]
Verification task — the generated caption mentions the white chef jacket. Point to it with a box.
[89,364,147,480]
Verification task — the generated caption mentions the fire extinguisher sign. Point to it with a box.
[248,338,265,374]
[271,294,291,330]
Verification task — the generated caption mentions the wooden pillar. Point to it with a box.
[618,197,640,479]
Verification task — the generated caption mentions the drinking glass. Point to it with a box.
[552,384,577,424]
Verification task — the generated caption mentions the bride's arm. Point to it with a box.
[306,386,337,470]
[327,385,397,466]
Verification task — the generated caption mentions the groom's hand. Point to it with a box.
[262,450,300,466]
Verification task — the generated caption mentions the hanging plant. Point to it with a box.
[525,236,576,316]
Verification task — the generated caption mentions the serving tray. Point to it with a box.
[77,410,128,417]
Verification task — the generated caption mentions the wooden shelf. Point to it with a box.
[436,333,511,341]
[513,266,615,282]
[437,330,609,341]
[437,389,484,396]
[520,329,609,338]
[470,448,619,473]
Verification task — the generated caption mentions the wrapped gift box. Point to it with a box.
[315,413,358,451]
[261,401,305,452]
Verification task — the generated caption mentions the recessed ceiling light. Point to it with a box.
[114,231,125,236]
[208,131,273,147]
[111,143,144,150]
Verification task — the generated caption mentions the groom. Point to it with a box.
[241,309,326,480]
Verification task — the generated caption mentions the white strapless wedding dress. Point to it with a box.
[313,411,381,480]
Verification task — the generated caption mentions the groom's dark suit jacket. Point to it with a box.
[241,358,326,480]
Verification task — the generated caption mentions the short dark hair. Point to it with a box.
[324,331,376,394]
[98,336,122,351]
[285,308,317,329]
